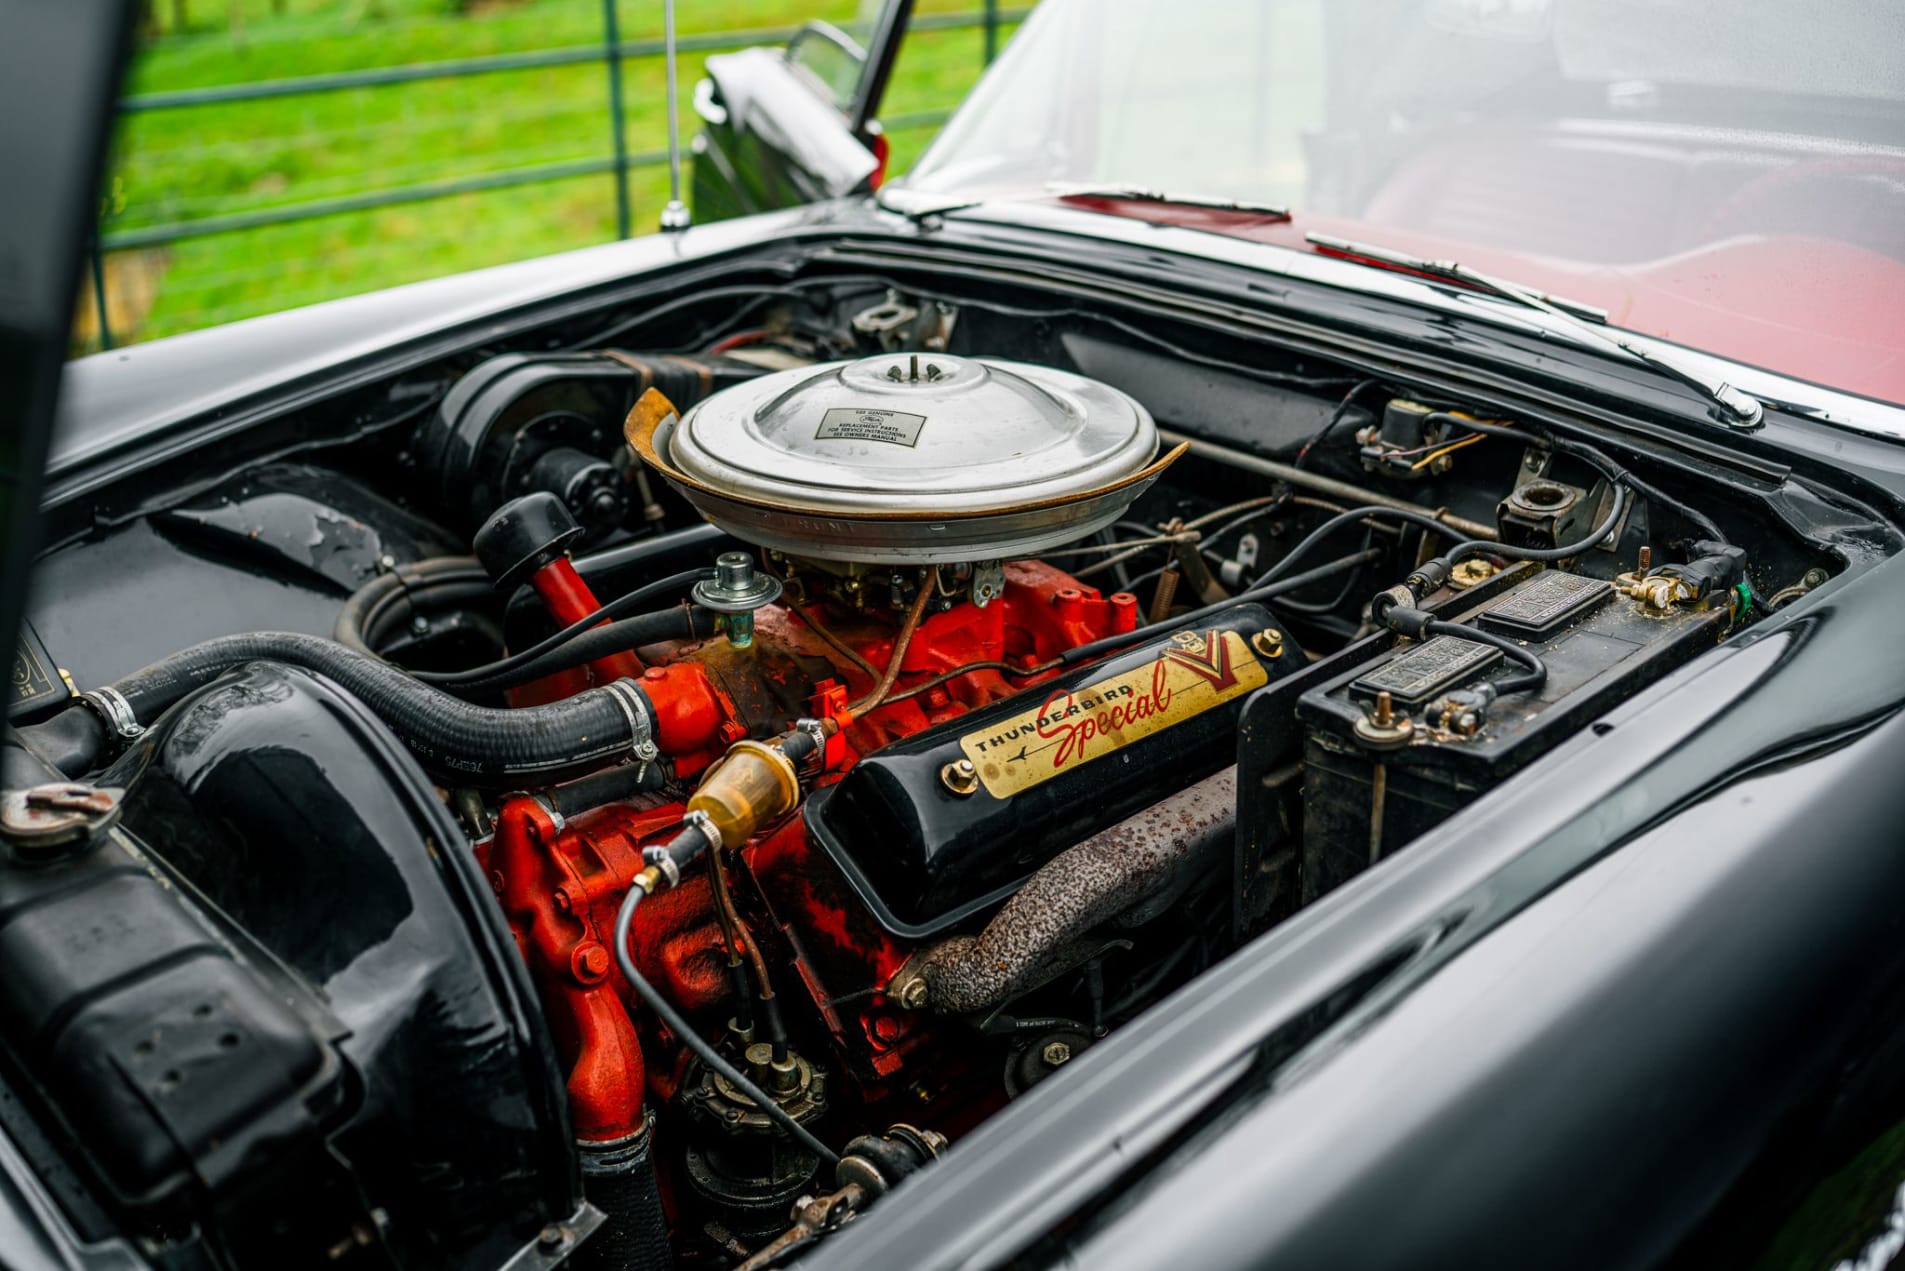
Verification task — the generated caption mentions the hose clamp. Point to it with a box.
[792,717,828,781]
[81,687,144,743]
[601,679,660,761]
[640,845,680,890]
[680,808,717,851]
[530,795,566,834]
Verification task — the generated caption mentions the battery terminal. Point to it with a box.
[1352,690,1416,750]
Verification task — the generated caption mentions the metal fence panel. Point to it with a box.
[85,1,1027,351]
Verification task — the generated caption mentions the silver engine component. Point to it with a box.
[636,352,1175,563]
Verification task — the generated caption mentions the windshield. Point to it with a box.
[905,0,1905,405]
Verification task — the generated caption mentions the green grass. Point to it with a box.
[88,0,1018,347]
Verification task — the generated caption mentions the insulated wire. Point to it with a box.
[1408,433,1486,471]
[1293,378,1381,469]
[1421,619,1547,695]
[613,886,839,1165]
[413,569,711,687]
[1275,531,1379,615]
[1059,547,1389,665]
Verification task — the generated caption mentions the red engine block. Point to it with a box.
[480,557,1136,1143]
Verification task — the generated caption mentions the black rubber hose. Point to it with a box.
[546,761,670,820]
[334,556,492,655]
[414,568,712,688]
[91,632,648,784]
[613,883,839,1166]
[13,707,108,778]
[448,607,714,698]
[577,1121,672,1271]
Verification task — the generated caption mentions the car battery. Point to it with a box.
[1296,568,1733,903]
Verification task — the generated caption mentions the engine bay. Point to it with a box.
[3,267,1888,1269]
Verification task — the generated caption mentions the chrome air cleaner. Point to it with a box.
[629,353,1177,563]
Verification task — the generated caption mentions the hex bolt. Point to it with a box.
[571,943,610,983]
[893,977,929,1010]
[940,759,979,797]
[1251,629,1284,659]
[1041,1041,1073,1067]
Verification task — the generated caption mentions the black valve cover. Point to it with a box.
[805,603,1300,937]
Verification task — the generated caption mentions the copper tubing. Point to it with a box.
[709,846,778,1004]
[849,578,934,717]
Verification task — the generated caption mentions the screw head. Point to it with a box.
[1041,1040,1073,1067]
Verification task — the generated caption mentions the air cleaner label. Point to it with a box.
[958,629,1266,799]
[815,406,927,447]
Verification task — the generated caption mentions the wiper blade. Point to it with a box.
[1307,232,1763,427]
[1308,231,1609,323]
[1048,182,1291,219]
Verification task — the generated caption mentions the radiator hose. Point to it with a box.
[23,631,657,786]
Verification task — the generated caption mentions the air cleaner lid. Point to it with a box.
[637,353,1170,563]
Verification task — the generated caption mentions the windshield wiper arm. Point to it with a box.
[1048,182,1290,219]
[1307,232,1763,427]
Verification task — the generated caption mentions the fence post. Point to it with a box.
[89,239,114,351]
[983,0,998,64]
[601,0,632,239]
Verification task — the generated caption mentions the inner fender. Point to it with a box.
[106,660,580,1269]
